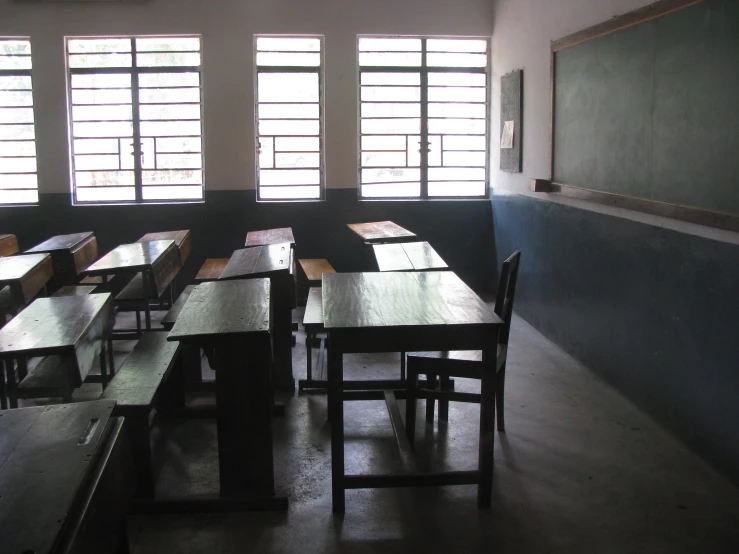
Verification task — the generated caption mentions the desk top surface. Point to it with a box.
[137,230,190,248]
[346,221,417,243]
[0,252,51,282]
[84,240,175,274]
[372,241,449,272]
[26,232,94,253]
[245,227,295,247]
[0,401,116,554]
[322,271,499,330]
[219,243,292,280]
[0,293,112,356]
[168,279,271,341]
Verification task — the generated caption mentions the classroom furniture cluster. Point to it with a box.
[0,223,520,552]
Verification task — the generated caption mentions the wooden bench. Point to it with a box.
[14,355,76,403]
[299,287,328,391]
[195,258,229,281]
[161,284,195,330]
[52,285,98,297]
[0,234,19,257]
[299,258,335,285]
[101,332,183,498]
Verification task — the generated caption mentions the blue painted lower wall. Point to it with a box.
[492,192,739,483]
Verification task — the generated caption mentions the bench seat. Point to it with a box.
[14,355,75,402]
[195,258,229,281]
[161,284,195,330]
[52,285,98,297]
[299,258,335,286]
[101,332,182,497]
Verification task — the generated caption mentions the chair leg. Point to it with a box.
[405,361,418,447]
[496,366,506,432]
[439,374,451,422]
[425,373,437,423]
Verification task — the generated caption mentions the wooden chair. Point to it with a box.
[405,251,521,439]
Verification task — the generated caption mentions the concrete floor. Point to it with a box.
[20,308,739,553]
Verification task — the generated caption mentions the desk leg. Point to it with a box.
[271,296,294,391]
[143,271,152,331]
[477,340,497,509]
[214,337,275,497]
[328,344,345,513]
[0,360,7,410]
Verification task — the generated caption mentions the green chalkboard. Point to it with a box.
[553,0,739,216]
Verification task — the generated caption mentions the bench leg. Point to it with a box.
[183,343,202,387]
[306,331,313,382]
[405,363,418,447]
[0,360,7,410]
[425,373,437,422]
[129,413,155,499]
[159,352,186,415]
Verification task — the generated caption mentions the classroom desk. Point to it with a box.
[245,227,295,248]
[137,230,192,266]
[83,240,180,330]
[372,241,449,272]
[26,232,97,291]
[166,279,287,512]
[0,252,54,312]
[347,221,417,244]
[219,243,295,390]
[0,233,19,257]
[322,271,502,512]
[0,401,133,554]
[0,293,115,407]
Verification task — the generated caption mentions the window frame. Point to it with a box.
[0,37,38,206]
[357,35,491,201]
[254,34,326,202]
[65,34,205,206]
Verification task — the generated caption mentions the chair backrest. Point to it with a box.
[493,251,521,346]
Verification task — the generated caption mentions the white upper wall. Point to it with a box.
[491,0,655,194]
[0,0,493,193]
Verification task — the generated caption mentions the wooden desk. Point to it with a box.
[322,271,502,512]
[0,294,115,405]
[0,234,19,257]
[0,401,133,554]
[137,230,192,266]
[83,240,180,330]
[372,241,449,272]
[167,279,287,511]
[219,243,295,390]
[0,253,53,311]
[347,221,417,244]
[245,227,295,248]
[26,232,97,291]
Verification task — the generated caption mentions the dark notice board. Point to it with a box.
[552,0,739,217]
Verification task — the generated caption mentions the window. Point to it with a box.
[358,37,489,199]
[66,36,204,204]
[255,36,324,201]
[0,38,38,205]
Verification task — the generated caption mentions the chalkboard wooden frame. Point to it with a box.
[547,0,739,233]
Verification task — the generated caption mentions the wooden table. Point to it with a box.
[347,221,417,244]
[245,227,295,248]
[219,243,295,390]
[138,230,192,266]
[0,252,53,312]
[0,401,133,554]
[83,240,180,330]
[323,271,503,512]
[26,232,97,292]
[0,233,19,256]
[0,293,115,407]
[372,241,449,272]
[166,279,287,512]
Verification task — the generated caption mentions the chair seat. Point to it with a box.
[408,345,506,374]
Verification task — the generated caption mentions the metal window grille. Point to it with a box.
[255,36,324,201]
[0,38,38,205]
[67,36,204,204]
[358,37,489,199]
